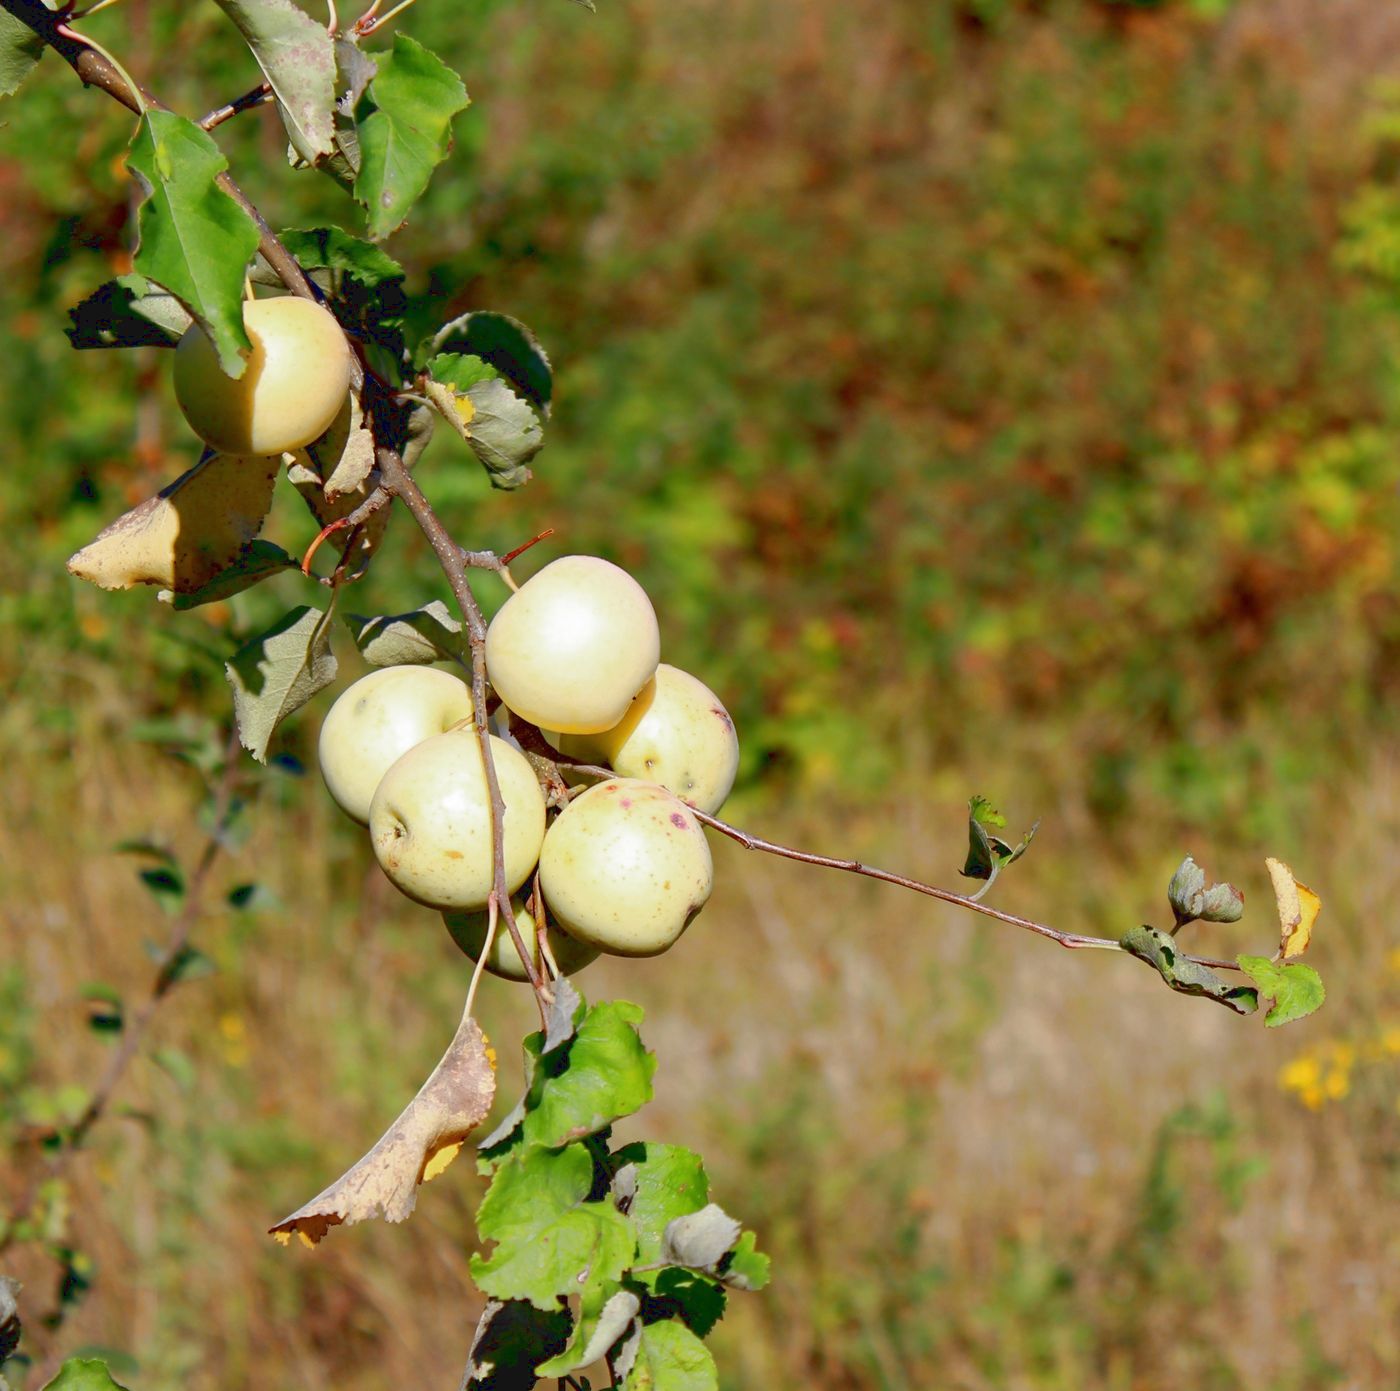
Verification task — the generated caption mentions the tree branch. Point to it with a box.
[559,763,1245,973]
[0,0,319,307]
[0,727,244,1261]
[375,447,549,1016]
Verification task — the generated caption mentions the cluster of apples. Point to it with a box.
[317,556,740,981]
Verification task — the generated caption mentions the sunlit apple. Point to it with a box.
[173,296,352,455]
[539,778,713,956]
[554,663,739,814]
[369,731,545,911]
[485,555,659,734]
[318,666,473,825]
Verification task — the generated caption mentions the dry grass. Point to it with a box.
[2,665,1395,1390]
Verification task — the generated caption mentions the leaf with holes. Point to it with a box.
[1121,925,1258,1015]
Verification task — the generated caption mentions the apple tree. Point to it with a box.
[0,2,1328,1388]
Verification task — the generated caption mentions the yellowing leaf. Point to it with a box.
[1266,857,1321,959]
[67,451,280,592]
[269,1014,495,1246]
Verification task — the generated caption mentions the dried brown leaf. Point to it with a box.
[270,1015,496,1247]
[67,451,279,592]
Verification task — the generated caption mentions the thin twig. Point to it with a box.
[375,447,550,1019]
[356,0,417,34]
[0,727,245,1260]
[560,764,1245,972]
[199,81,273,131]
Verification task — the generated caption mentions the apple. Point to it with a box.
[538,778,713,956]
[369,731,546,911]
[553,663,739,814]
[443,896,599,981]
[485,555,660,734]
[173,296,352,455]
[318,666,474,825]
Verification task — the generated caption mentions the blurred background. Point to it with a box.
[2,0,1398,1386]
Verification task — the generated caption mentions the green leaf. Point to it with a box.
[646,1267,727,1338]
[463,1298,572,1390]
[425,312,552,414]
[611,1143,710,1266]
[225,604,338,763]
[472,1143,635,1311]
[279,225,404,286]
[158,944,218,988]
[138,864,186,912]
[1120,925,1259,1016]
[158,539,298,611]
[42,1357,132,1390]
[0,10,44,100]
[353,34,469,240]
[212,0,337,165]
[127,111,260,375]
[425,352,500,392]
[82,982,124,1035]
[153,1047,197,1092]
[114,838,178,867]
[66,274,193,349]
[536,1285,640,1378]
[960,795,1038,899]
[344,600,466,666]
[460,378,544,490]
[521,999,656,1150]
[225,882,272,913]
[718,1229,770,1291]
[616,1319,717,1391]
[1237,955,1326,1027]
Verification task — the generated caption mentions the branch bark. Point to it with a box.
[0,0,319,307]
[559,763,1245,973]
[375,447,549,1014]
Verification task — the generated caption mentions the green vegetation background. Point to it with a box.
[1,0,1397,1387]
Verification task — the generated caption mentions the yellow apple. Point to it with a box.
[485,555,660,734]
[173,296,352,455]
[442,896,599,981]
[554,663,739,814]
[369,731,545,911]
[318,666,474,825]
[539,778,713,957]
